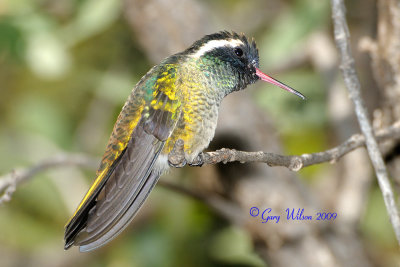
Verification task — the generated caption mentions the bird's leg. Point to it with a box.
[168,139,187,168]
[188,153,204,167]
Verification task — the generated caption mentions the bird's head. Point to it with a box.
[185,31,305,99]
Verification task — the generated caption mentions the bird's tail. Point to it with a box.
[76,170,161,252]
[64,123,165,252]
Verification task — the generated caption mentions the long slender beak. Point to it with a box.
[255,68,306,100]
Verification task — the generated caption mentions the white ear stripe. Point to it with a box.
[192,39,244,58]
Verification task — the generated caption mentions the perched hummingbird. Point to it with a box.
[64,31,305,252]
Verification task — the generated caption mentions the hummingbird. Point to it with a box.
[64,31,305,252]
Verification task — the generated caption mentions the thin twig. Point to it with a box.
[0,154,98,204]
[158,180,245,223]
[168,121,400,171]
[331,0,400,245]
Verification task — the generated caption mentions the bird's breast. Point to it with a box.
[162,83,219,162]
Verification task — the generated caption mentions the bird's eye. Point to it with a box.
[234,47,244,57]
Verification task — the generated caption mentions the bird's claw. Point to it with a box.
[168,139,187,168]
[168,158,187,168]
[188,152,204,167]
[168,139,204,168]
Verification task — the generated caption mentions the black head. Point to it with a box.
[186,31,259,91]
[185,31,306,99]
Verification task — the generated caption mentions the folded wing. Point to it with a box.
[64,63,182,251]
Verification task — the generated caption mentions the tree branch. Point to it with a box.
[0,154,98,204]
[331,0,400,245]
[168,120,400,171]
[157,180,245,224]
[2,121,400,206]
[2,121,400,208]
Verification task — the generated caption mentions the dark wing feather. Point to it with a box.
[143,91,178,141]
[72,122,164,251]
[64,150,124,249]
[80,169,161,251]
[64,63,181,251]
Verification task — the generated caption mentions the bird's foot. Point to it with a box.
[168,139,204,168]
[168,139,187,168]
[188,153,204,167]
[168,158,187,168]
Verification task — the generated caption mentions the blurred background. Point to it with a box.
[0,0,399,266]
